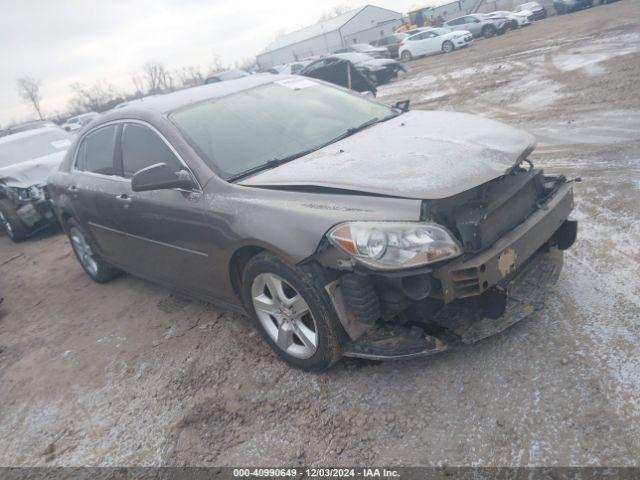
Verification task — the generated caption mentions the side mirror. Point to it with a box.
[394,99,410,112]
[474,18,481,23]
[131,163,195,192]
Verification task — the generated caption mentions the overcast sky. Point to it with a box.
[0,0,424,125]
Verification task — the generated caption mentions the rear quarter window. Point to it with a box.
[76,125,117,175]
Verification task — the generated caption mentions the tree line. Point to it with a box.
[13,55,254,126]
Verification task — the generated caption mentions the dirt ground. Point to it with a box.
[1,0,639,467]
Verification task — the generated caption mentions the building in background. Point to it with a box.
[256,5,402,69]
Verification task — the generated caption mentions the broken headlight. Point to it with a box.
[13,185,44,202]
[327,221,463,270]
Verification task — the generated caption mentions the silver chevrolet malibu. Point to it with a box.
[48,75,577,371]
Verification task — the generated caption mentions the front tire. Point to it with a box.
[442,41,454,53]
[401,50,413,61]
[66,218,120,283]
[0,200,29,242]
[242,252,343,371]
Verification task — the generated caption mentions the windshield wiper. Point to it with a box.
[228,115,393,182]
[228,148,318,182]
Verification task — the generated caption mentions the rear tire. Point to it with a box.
[401,50,413,61]
[241,252,343,371]
[482,25,496,38]
[66,217,120,283]
[442,41,454,53]
[0,200,29,242]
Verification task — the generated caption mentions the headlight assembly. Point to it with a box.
[327,221,463,270]
[12,185,44,202]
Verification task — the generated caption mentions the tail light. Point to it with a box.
[399,41,405,47]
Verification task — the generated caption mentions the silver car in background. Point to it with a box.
[444,13,507,38]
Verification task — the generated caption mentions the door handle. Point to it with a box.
[68,185,78,192]
[115,194,132,203]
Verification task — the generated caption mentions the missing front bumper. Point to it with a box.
[335,247,564,360]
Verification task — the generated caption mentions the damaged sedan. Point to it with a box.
[48,75,577,371]
[0,126,73,241]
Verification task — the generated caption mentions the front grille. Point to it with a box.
[454,169,545,253]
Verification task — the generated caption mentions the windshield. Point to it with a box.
[171,80,395,180]
[432,28,451,35]
[0,129,72,168]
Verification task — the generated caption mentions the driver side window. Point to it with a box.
[121,123,183,179]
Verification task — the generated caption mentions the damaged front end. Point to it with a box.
[314,163,578,359]
[0,182,58,234]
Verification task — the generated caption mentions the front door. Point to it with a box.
[115,122,215,297]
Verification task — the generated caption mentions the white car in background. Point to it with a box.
[486,10,532,29]
[60,112,99,132]
[399,28,473,61]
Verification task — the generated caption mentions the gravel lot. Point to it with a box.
[1,0,639,467]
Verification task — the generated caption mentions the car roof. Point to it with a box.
[0,125,66,145]
[102,74,278,117]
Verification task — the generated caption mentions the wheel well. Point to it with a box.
[229,246,265,299]
[60,211,73,232]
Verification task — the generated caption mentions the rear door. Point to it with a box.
[463,16,481,36]
[71,124,131,267]
[115,122,214,296]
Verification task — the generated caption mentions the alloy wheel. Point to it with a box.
[251,273,318,359]
[69,226,99,277]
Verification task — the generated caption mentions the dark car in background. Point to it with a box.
[0,126,73,241]
[334,43,390,58]
[300,58,377,95]
[553,0,593,14]
[515,1,548,19]
[370,33,409,58]
[204,69,250,84]
[326,52,405,85]
[48,75,576,371]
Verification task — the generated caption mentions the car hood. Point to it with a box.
[355,58,399,69]
[445,30,472,39]
[0,151,66,188]
[239,111,536,200]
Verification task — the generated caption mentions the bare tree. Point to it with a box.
[131,74,146,96]
[207,54,227,76]
[318,4,351,21]
[16,76,44,120]
[69,82,120,112]
[176,66,206,88]
[235,57,256,72]
[141,61,174,95]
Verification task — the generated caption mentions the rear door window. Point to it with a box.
[121,123,183,178]
[76,125,117,175]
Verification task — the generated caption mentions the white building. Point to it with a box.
[256,5,403,69]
